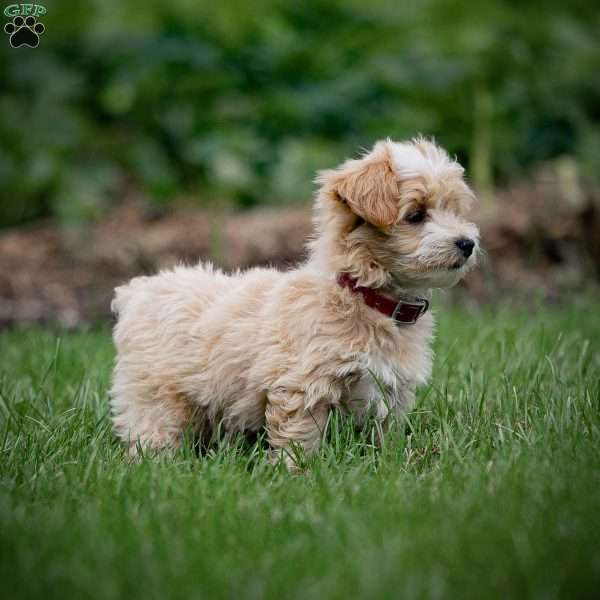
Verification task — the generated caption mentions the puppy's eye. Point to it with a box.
[405,209,426,224]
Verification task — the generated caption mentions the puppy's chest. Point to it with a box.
[342,330,433,422]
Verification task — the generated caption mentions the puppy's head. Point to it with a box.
[316,138,479,289]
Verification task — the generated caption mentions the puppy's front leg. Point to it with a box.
[389,382,416,422]
[375,382,416,446]
[265,390,329,468]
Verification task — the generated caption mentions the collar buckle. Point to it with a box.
[391,297,429,325]
[336,272,430,325]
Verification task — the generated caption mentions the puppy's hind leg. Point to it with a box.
[111,382,199,456]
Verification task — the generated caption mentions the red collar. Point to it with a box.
[336,273,429,325]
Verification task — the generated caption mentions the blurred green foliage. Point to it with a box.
[1,0,599,226]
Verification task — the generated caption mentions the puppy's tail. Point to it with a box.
[111,285,129,316]
[111,277,148,316]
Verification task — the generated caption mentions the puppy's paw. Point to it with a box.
[268,448,302,472]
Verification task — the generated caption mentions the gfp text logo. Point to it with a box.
[4,4,47,48]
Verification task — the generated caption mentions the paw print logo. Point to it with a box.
[4,15,45,48]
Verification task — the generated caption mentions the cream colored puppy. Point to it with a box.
[111,138,479,462]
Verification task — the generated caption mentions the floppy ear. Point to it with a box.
[321,144,400,228]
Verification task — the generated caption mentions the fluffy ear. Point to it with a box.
[318,144,400,228]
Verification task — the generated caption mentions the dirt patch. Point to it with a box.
[0,202,311,327]
[1,166,598,327]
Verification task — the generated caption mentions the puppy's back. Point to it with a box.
[112,262,230,316]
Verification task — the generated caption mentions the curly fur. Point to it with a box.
[110,138,479,464]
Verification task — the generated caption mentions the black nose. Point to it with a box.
[455,237,475,258]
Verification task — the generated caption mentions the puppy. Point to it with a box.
[110,138,479,463]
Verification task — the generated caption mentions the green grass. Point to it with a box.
[1,298,600,599]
